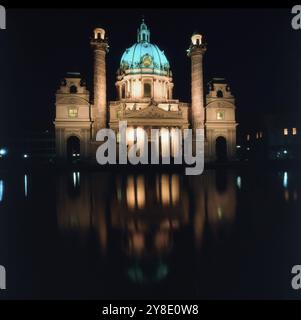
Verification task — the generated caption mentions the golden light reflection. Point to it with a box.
[136,175,145,209]
[130,233,145,254]
[57,172,109,252]
[192,171,237,247]
[171,174,179,205]
[156,174,180,207]
[126,175,146,210]
[161,174,170,206]
[154,230,170,251]
[57,170,238,265]
[126,175,136,209]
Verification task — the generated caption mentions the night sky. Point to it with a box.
[1,8,300,142]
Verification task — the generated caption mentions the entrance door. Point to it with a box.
[215,136,227,162]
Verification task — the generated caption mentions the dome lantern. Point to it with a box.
[137,18,150,43]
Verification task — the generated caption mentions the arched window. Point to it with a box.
[144,83,151,98]
[217,90,223,98]
[70,85,77,94]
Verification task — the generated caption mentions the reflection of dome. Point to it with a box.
[127,259,168,285]
[120,20,170,75]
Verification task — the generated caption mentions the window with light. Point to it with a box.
[284,128,288,136]
[68,107,78,118]
[292,127,297,135]
[216,111,224,120]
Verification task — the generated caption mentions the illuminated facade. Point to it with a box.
[54,20,238,162]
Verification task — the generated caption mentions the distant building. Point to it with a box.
[240,113,300,161]
[264,113,300,160]
[54,20,238,163]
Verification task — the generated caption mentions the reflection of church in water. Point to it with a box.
[54,20,238,162]
[57,171,237,284]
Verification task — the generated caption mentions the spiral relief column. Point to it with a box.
[187,33,207,130]
[90,28,109,134]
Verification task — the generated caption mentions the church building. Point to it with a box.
[54,20,238,162]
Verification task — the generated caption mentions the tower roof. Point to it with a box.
[120,20,170,75]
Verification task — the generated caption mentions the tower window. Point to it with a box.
[121,84,126,99]
[144,83,151,98]
[246,134,250,141]
[217,90,223,98]
[284,128,288,136]
[68,107,78,118]
[292,127,297,135]
[70,85,77,94]
[216,111,224,120]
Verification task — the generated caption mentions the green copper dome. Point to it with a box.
[120,20,170,75]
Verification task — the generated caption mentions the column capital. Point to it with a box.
[90,39,109,53]
[187,43,207,58]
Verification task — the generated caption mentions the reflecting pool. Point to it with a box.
[0,167,301,299]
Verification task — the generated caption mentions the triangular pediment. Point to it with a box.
[124,105,182,119]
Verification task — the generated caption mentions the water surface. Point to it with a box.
[0,167,300,299]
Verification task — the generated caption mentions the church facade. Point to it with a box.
[54,21,238,162]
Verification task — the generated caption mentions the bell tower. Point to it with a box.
[205,78,238,161]
[54,73,91,160]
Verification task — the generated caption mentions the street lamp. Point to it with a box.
[0,148,7,158]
